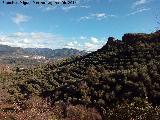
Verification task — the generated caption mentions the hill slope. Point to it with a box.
[10,31,160,108]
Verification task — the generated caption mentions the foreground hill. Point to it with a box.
[2,31,160,119]
[10,31,160,105]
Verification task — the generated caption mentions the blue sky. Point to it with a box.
[0,0,160,51]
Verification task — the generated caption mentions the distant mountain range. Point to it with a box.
[24,48,86,59]
[0,44,86,59]
[0,45,25,56]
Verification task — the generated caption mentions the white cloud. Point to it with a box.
[80,36,87,40]
[73,41,78,44]
[79,13,116,21]
[133,0,147,6]
[84,42,94,49]
[84,42,101,51]
[91,13,107,20]
[64,41,81,49]
[12,13,31,25]
[0,37,7,42]
[23,38,31,44]
[64,36,104,51]
[132,0,151,8]
[14,32,27,37]
[91,37,99,43]
[0,33,105,51]
[84,37,101,51]
[65,42,75,48]
[0,32,64,48]
[30,32,55,41]
[127,8,150,16]
[79,16,90,21]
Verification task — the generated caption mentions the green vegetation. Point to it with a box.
[1,31,160,120]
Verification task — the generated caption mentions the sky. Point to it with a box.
[0,0,160,51]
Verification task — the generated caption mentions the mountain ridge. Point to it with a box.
[0,44,86,59]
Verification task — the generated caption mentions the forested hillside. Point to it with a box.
[1,31,160,120]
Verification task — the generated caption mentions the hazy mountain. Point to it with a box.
[0,44,27,57]
[24,48,86,59]
[0,44,86,59]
